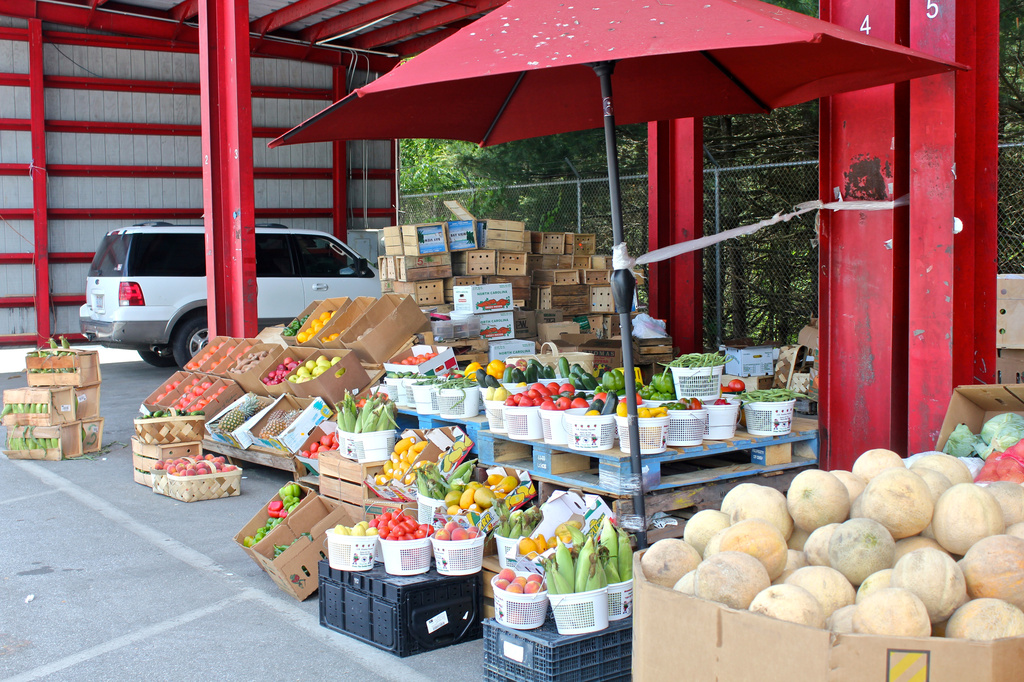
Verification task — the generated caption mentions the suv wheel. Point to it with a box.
[138,349,177,367]
[172,315,209,368]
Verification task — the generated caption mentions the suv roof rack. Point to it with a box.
[132,221,175,227]
[254,223,289,229]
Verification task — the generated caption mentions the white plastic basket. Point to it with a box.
[378,537,433,576]
[438,387,481,419]
[384,377,406,404]
[549,586,610,635]
[493,576,549,630]
[504,405,543,440]
[539,409,569,445]
[562,408,615,451]
[607,579,634,620]
[705,398,741,439]
[398,377,419,406]
[410,382,440,415]
[666,409,707,447]
[430,534,485,576]
[484,400,507,433]
[345,429,397,463]
[501,383,529,395]
[615,415,670,455]
[670,365,724,402]
[325,529,378,572]
[417,493,448,524]
[494,534,520,569]
[743,399,796,436]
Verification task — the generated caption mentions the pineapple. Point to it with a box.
[260,410,300,438]
[217,393,263,434]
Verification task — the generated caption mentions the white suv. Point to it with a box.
[79,223,380,368]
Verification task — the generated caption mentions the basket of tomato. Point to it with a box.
[374,511,436,576]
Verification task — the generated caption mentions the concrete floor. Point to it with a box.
[0,348,485,682]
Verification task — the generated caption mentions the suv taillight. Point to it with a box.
[119,281,145,306]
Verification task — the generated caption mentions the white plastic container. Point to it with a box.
[438,387,481,418]
[548,586,610,635]
[494,534,520,569]
[325,529,378,572]
[378,537,433,576]
[430,534,485,576]
[743,399,796,436]
[399,377,420,406]
[670,364,724,403]
[615,414,670,455]
[410,382,440,415]
[562,408,615,452]
[705,398,741,440]
[501,383,529,395]
[539,409,569,445]
[666,408,707,447]
[483,400,507,433]
[492,575,549,630]
[417,493,448,525]
[607,579,634,620]
[504,405,542,440]
[346,429,397,463]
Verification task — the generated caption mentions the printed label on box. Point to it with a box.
[426,611,449,634]
[477,311,515,340]
[446,220,478,251]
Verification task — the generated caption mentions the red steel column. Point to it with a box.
[906,0,955,451]
[28,19,50,344]
[332,66,348,241]
[198,0,257,338]
[647,119,703,352]
[818,0,909,469]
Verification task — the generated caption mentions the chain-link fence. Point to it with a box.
[999,142,1024,273]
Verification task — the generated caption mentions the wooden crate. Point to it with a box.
[377,256,394,280]
[530,231,567,254]
[131,438,202,487]
[152,467,242,502]
[401,223,448,256]
[485,275,531,302]
[555,254,575,269]
[393,253,453,281]
[591,255,610,269]
[481,219,526,251]
[381,279,445,305]
[567,233,597,255]
[497,251,529,276]
[134,415,206,445]
[526,254,558,271]
[318,450,384,506]
[531,285,592,316]
[572,256,592,269]
[582,269,612,285]
[533,269,580,285]
[2,386,78,426]
[382,226,404,255]
[590,285,614,313]
[452,249,497,276]
[26,350,101,387]
[443,276,484,302]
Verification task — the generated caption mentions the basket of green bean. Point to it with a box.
[665,353,728,402]
[739,389,802,436]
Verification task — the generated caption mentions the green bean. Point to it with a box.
[739,388,803,403]
[666,352,728,368]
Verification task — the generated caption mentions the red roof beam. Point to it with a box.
[300,0,429,45]
[169,0,199,22]
[349,0,505,50]
[252,0,349,37]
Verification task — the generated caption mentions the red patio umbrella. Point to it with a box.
[271,0,960,545]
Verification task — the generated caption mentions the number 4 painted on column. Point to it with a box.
[860,15,871,34]
[926,0,939,18]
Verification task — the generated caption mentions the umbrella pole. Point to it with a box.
[592,61,648,549]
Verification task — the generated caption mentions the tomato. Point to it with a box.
[378,529,389,540]
[505,396,517,407]
[518,397,535,407]
[714,398,730,405]
[555,396,572,410]
[320,435,332,446]
[571,397,590,409]
[369,518,379,528]
[414,529,427,539]
[309,443,320,454]
[526,389,541,401]
[545,382,560,394]
[530,382,546,394]
[729,379,746,392]
[540,399,556,410]
[419,524,432,533]
[690,398,703,409]
[595,391,607,401]
[559,383,574,395]
[380,512,392,522]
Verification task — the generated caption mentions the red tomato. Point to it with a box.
[299,450,310,458]
[419,524,432,533]
[728,379,746,392]
[690,398,703,409]
[540,399,556,410]
[595,392,607,401]
[530,382,546,394]
[380,512,393,522]
[571,397,590,409]
[546,382,560,395]
[378,529,389,540]
[414,529,427,539]
[636,393,644,405]
[505,397,517,407]
[555,396,572,410]
[526,389,541,401]
[309,443,320,453]
[369,518,379,528]
[559,383,574,395]
[320,435,332,446]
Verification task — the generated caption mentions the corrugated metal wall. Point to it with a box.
[0,17,395,337]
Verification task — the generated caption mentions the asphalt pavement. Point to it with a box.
[0,348,485,682]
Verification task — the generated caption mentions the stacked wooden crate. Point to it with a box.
[526,231,614,317]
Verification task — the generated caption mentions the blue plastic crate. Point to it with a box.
[318,560,482,657]
[482,617,632,682]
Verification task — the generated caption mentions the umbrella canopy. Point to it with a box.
[271,0,961,148]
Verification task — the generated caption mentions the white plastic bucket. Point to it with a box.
[430,534,485,576]
[607,579,634,620]
[492,575,549,630]
[615,415,670,455]
[670,365,724,402]
[539,409,569,445]
[549,586,610,635]
[743,399,796,436]
[562,408,615,452]
[666,409,707,447]
[504,405,542,440]
[325,529,378,572]
[494,534,520,569]
[437,387,481,418]
[378,537,433,576]
[483,400,507,433]
[348,430,396,463]
[417,493,448,525]
[705,398,741,440]
[398,377,419,406]
[410,382,440,415]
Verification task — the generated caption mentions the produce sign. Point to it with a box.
[542,518,633,593]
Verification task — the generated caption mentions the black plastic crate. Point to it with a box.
[318,560,483,657]
[482,617,633,682]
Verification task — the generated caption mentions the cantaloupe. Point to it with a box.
[984,481,1024,527]
[703,527,729,559]
[788,526,810,552]
[694,551,771,610]
[945,598,1024,641]
[786,470,851,532]
[721,483,794,540]
[683,509,731,556]
[784,566,856,617]
[748,584,826,629]
[959,534,1024,610]
[855,569,893,604]
[857,467,934,539]
[673,570,697,595]
[828,518,896,586]
[832,470,866,504]
[894,536,949,562]
[849,493,864,519]
[804,523,840,567]
[774,549,810,585]
[1007,522,1024,541]
[921,522,937,540]
[718,518,788,580]
[890,548,967,622]
[932,484,1005,555]
[851,449,904,482]
[826,604,857,633]
[913,467,953,504]
[640,538,703,588]
[910,453,974,486]
[852,588,931,637]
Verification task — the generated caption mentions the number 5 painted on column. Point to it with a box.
[926,0,939,18]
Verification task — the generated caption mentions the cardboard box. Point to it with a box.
[489,339,538,362]
[453,282,514,314]
[340,294,430,364]
[233,484,319,562]
[633,552,1024,682]
[318,296,376,349]
[538,321,580,344]
[580,339,623,370]
[74,384,101,420]
[477,311,515,340]
[401,223,448,255]
[232,346,289,395]
[445,219,480,251]
[721,344,776,377]
[383,344,458,377]
[513,310,537,339]
[798,318,819,351]
[244,394,332,453]
[2,387,78,425]
[997,349,1024,384]
[936,384,1024,451]
[721,374,774,391]
[286,349,372,405]
[534,309,563,325]
[533,491,613,543]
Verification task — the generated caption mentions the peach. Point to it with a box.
[498,569,517,583]
[524,582,541,594]
[467,528,479,538]
[451,528,470,541]
[512,576,528,587]
[494,578,511,591]
[444,521,461,534]
[505,583,524,594]
[435,529,451,541]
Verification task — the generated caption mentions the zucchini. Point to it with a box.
[503,366,515,383]
[485,374,501,389]
[581,374,599,391]
[558,357,570,378]
[543,365,556,380]
[589,398,605,413]
[601,392,619,415]
[525,364,538,384]
[511,368,526,384]
[475,369,489,385]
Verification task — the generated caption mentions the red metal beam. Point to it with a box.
[253,0,348,36]
[38,120,288,138]
[15,164,334,179]
[0,118,31,131]
[0,253,92,264]
[31,74,332,100]
[301,0,428,44]
[0,254,32,264]
[0,294,85,308]
[170,0,199,22]
[393,23,466,57]
[0,207,339,219]
[200,0,258,339]
[29,19,50,347]
[350,0,506,50]
[332,65,348,241]
[647,119,703,353]
[0,334,42,346]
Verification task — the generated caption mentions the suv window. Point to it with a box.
[294,234,357,276]
[255,234,295,277]
[88,233,131,277]
[127,233,205,277]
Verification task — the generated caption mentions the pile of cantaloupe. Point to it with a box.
[640,449,1024,641]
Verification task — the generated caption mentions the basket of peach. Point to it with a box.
[492,569,548,630]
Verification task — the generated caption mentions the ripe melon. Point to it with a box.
[858,467,934,539]
[851,449,904,482]
[932,484,1005,555]
[826,604,857,633]
[786,470,851,533]
[719,519,788,580]
[774,549,810,585]
[959,534,1024,610]
[784,565,856,617]
[849,492,865,519]
[683,509,731,556]
[828,518,896,586]
[703,527,729,559]
[910,453,973,486]
[855,569,893,604]
[640,539,703,588]
[832,470,867,504]
[890,548,967,622]
[852,588,931,637]
[803,523,840,567]
[984,481,1024,527]
[894,536,949,563]
[721,483,794,540]
[1007,522,1024,541]
[748,584,826,629]
[694,551,771,610]
[913,467,953,504]
[788,526,810,551]
[673,570,697,595]
[946,598,1024,641]
[921,522,937,540]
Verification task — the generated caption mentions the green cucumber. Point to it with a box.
[543,365,556,380]
[525,364,538,384]
[502,366,515,383]
[485,374,501,389]
[510,368,526,384]
[589,398,605,413]
[601,393,619,415]
[558,357,570,378]
[581,374,599,391]
[475,369,489,385]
